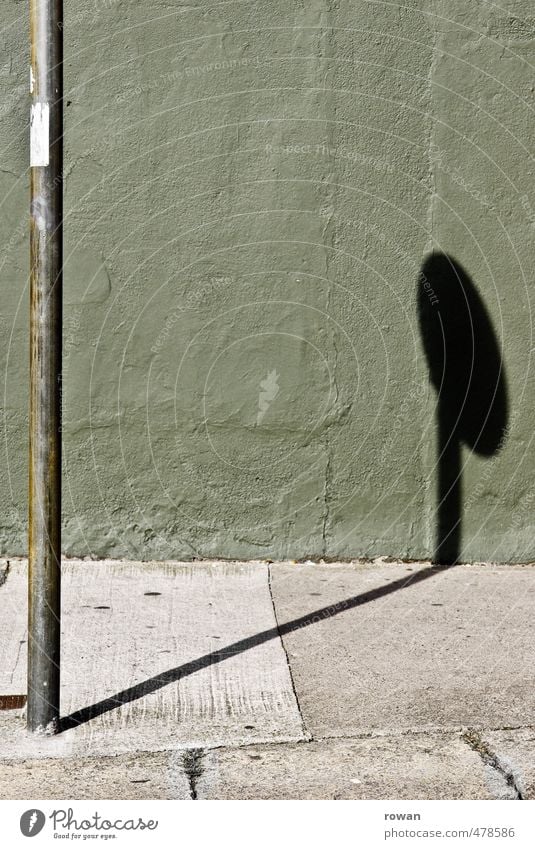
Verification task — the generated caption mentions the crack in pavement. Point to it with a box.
[267,564,312,743]
[462,728,524,800]
[182,748,205,800]
[0,560,11,589]
[205,724,535,754]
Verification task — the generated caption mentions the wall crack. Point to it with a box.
[426,6,440,251]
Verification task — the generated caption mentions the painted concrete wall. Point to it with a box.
[1,1,533,562]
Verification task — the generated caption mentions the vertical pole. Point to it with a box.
[28,0,63,733]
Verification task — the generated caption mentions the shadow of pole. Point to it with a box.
[60,561,452,732]
[436,402,462,564]
[418,253,508,564]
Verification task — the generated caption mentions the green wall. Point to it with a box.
[1,1,534,561]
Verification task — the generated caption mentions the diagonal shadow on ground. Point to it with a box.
[61,562,453,732]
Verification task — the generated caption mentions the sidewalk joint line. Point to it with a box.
[462,728,524,800]
[182,748,205,800]
[0,560,11,589]
[267,564,312,743]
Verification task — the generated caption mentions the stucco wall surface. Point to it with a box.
[0,1,533,561]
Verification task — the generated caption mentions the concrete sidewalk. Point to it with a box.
[0,558,533,799]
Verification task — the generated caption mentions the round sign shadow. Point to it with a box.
[418,253,508,456]
[417,253,508,564]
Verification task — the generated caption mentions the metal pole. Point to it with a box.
[28,0,63,733]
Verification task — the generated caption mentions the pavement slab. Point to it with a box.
[0,733,508,801]
[269,561,535,736]
[0,560,304,759]
[196,734,496,800]
[0,750,191,800]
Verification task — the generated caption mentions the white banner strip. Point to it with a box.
[0,799,534,848]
